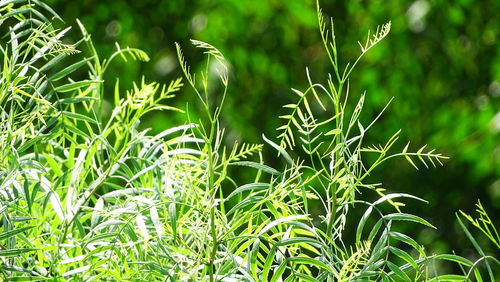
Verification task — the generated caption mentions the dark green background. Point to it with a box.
[47,0,499,257]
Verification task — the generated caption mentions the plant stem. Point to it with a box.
[207,116,218,282]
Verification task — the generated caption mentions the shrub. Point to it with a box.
[0,0,497,280]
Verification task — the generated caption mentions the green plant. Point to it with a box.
[455,201,500,281]
[0,0,498,281]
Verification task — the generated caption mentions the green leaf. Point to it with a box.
[57,96,97,104]
[434,254,473,267]
[6,277,49,281]
[404,154,419,170]
[389,232,425,255]
[0,248,37,257]
[258,215,309,236]
[287,256,334,274]
[230,161,280,175]
[62,111,97,124]
[270,261,287,282]
[0,226,34,241]
[428,274,467,281]
[384,213,436,229]
[356,205,373,243]
[226,183,269,200]
[49,57,94,81]
[32,0,63,21]
[293,273,320,282]
[169,203,177,241]
[389,246,418,270]
[263,134,293,164]
[55,80,99,93]
[325,128,342,136]
[62,265,91,277]
[42,153,62,176]
[386,261,411,282]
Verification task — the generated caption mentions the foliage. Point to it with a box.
[0,0,498,281]
[41,0,500,257]
[459,200,500,250]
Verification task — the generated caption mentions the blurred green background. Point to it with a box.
[47,0,499,257]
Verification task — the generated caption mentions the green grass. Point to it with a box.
[0,0,498,280]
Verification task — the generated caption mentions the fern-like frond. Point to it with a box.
[316,0,338,72]
[191,39,229,86]
[113,42,150,62]
[459,200,500,249]
[190,39,225,63]
[175,42,195,87]
[360,130,401,156]
[221,142,263,165]
[277,84,330,150]
[358,21,392,54]
[337,241,371,281]
[399,142,448,169]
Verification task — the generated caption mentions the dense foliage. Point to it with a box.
[42,0,500,256]
[0,0,498,280]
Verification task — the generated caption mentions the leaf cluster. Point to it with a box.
[0,1,497,281]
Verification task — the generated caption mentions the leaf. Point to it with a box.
[6,277,49,281]
[291,88,305,97]
[270,261,287,282]
[44,189,65,222]
[0,226,34,241]
[91,198,104,228]
[136,213,149,240]
[114,42,150,62]
[155,124,198,139]
[0,248,37,257]
[169,203,177,241]
[31,0,63,21]
[55,80,99,93]
[49,56,94,81]
[454,212,497,282]
[150,206,163,238]
[258,215,309,236]
[263,134,293,164]
[62,265,91,277]
[62,111,97,124]
[389,232,425,256]
[262,237,323,281]
[57,96,97,104]
[42,153,62,177]
[358,21,391,54]
[433,254,473,267]
[356,205,373,243]
[384,213,436,229]
[293,273,320,282]
[386,261,411,282]
[389,246,418,270]
[428,274,467,281]
[325,128,342,136]
[226,183,269,200]
[287,256,335,274]
[230,161,280,175]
